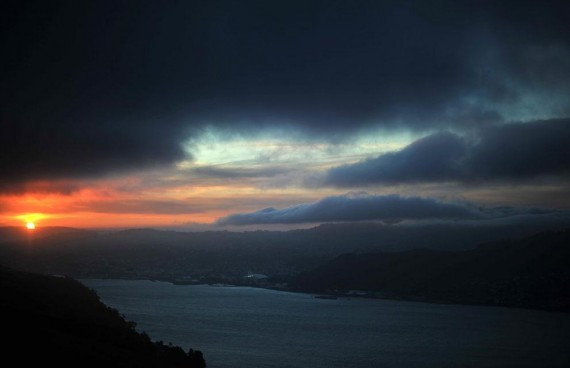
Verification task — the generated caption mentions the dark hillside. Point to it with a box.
[2,221,569,280]
[0,267,206,368]
[291,229,570,312]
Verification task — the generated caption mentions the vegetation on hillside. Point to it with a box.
[0,266,206,367]
[291,229,570,312]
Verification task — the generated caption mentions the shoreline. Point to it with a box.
[79,276,570,315]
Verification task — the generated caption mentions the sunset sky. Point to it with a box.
[2,0,570,229]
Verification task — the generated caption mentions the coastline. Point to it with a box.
[79,276,570,314]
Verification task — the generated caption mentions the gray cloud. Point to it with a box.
[72,200,205,215]
[2,1,570,191]
[216,192,569,226]
[0,117,190,192]
[66,196,319,216]
[325,119,570,186]
[217,193,489,225]
[325,132,468,186]
[190,166,289,179]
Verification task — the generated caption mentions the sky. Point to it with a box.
[2,0,570,229]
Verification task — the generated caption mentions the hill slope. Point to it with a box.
[291,229,570,312]
[2,221,569,280]
[0,267,206,368]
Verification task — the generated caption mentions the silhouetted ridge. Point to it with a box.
[291,229,570,312]
[2,222,570,281]
[0,226,96,243]
[0,267,206,368]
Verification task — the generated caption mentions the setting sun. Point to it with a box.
[26,222,36,230]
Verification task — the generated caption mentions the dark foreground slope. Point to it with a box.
[291,229,570,312]
[0,267,206,368]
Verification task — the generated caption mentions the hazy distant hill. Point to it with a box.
[291,229,570,312]
[1,225,569,312]
[0,226,96,243]
[0,266,206,368]
[1,221,569,280]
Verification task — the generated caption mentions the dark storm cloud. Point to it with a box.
[217,193,482,225]
[0,119,189,192]
[2,1,570,189]
[325,119,570,186]
[0,180,82,195]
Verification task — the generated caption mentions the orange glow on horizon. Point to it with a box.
[3,211,225,229]
[0,179,328,229]
[14,213,47,227]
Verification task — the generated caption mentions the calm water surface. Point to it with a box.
[82,279,570,368]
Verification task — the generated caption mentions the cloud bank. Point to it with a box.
[217,193,502,225]
[324,119,570,186]
[2,1,570,191]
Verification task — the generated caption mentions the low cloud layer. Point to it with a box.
[325,119,570,187]
[216,193,516,225]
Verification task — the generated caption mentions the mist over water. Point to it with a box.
[83,280,570,368]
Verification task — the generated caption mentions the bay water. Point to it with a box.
[82,279,570,368]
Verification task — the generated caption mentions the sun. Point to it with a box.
[26,222,36,230]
